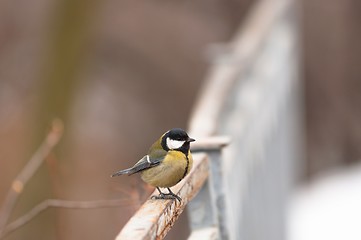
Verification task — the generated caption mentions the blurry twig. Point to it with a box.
[0,119,64,237]
[1,198,134,238]
[0,119,142,239]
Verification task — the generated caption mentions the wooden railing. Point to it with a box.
[115,0,301,238]
[115,152,209,240]
[116,137,230,240]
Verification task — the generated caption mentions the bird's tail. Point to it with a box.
[111,167,136,177]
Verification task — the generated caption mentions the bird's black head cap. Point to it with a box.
[161,128,195,155]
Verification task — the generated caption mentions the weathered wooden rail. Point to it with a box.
[116,152,209,240]
[115,137,230,240]
[115,0,301,238]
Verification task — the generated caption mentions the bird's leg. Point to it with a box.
[151,187,182,202]
[151,187,167,199]
[156,187,166,198]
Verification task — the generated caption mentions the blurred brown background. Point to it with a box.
[302,0,361,177]
[0,0,360,239]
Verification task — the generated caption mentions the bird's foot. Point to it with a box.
[151,193,182,202]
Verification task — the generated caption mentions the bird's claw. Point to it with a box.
[151,193,182,202]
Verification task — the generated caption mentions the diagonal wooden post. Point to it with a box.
[115,153,209,240]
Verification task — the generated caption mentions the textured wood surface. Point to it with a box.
[115,153,208,240]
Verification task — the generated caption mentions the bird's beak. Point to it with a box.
[187,137,195,142]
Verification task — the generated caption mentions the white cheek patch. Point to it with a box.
[166,137,185,150]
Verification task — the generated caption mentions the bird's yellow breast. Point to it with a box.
[140,150,193,188]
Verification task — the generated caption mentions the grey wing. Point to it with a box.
[111,155,163,177]
[129,155,163,175]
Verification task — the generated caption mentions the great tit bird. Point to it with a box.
[111,128,195,202]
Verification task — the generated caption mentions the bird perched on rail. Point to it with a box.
[111,128,195,202]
